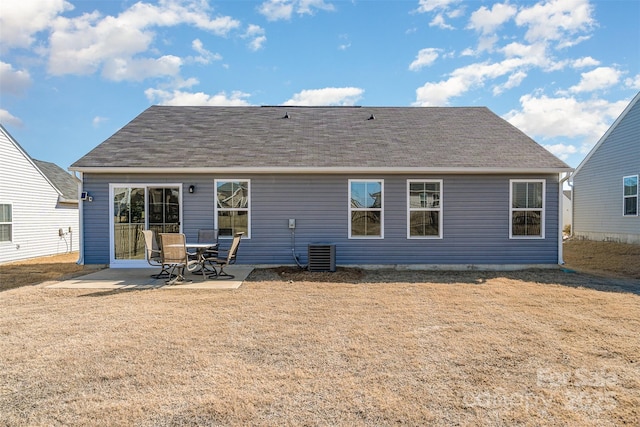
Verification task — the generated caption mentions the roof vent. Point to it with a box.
[368,114,375,120]
[283,112,290,119]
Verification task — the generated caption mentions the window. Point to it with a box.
[510,180,545,238]
[216,180,250,238]
[0,204,12,242]
[623,175,638,216]
[408,180,442,238]
[349,180,383,238]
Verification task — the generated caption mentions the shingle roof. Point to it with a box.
[33,159,79,200]
[71,106,570,172]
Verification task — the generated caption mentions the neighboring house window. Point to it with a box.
[407,180,442,238]
[216,180,250,238]
[0,204,11,242]
[510,180,545,238]
[349,179,383,238]
[623,175,638,216]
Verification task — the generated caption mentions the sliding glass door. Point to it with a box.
[111,185,181,265]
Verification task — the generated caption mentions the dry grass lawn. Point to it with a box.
[0,252,86,292]
[0,244,639,426]
[563,239,640,279]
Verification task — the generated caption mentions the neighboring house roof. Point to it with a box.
[1,124,78,204]
[572,91,640,178]
[32,159,79,202]
[71,106,571,173]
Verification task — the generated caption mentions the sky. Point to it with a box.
[0,0,638,171]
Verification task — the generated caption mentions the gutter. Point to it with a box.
[76,172,85,265]
[58,197,79,205]
[69,166,573,175]
[558,171,572,265]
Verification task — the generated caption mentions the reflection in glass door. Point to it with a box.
[113,187,146,260]
[148,187,181,236]
[112,185,181,262]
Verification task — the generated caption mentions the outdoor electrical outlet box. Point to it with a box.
[288,219,296,229]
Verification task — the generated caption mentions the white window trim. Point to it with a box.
[406,179,443,239]
[348,179,384,239]
[0,202,13,243]
[509,179,546,239]
[623,175,639,217]
[214,179,251,239]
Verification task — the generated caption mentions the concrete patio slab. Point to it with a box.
[46,266,253,290]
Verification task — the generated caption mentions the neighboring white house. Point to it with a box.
[562,190,572,233]
[571,91,640,245]
[0,124,79,263]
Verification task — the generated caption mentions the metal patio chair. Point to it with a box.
[142,229,173,279]
[159,233,191,285]
[203,232,243,279]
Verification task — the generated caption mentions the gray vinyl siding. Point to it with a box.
[81,173,560,266]
[81,174,111,264]
[573,98,640,244]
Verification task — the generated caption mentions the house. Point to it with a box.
[70,106,571,269]
[571,92,640,245]
[0,125,79,264]
[563,190,572,234]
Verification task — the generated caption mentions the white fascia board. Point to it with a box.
[69,166,573,174]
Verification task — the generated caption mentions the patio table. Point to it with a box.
[186,242,219,279]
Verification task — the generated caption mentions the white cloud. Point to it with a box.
[572,56,600,68]
[429,14,454,30]
[47,0,240,79]
[468,3,517,35]
[0,0,72,52]
[191,39,222,64]
[447,8,464,19]
[503,94,628,145]
[625,74,640,90]
[338,34,351,51]
[414,57,532,105]
[259,0,294,21]
[543,143,577,160]
[244,25,267,51]
[409,48,440,71]
[569,67,621,93]
[249,36,267,51]
[297,0,335,15]
[145,88,252,106]
[493,70,527,95]
[102,55,182,82]
[283,87,364,106]
[92,116,108,127]
[259,0,334,21]
[515,0,594,45]
[0,109,23,127]
[460,48,475,56]
[415,0,459,13]
[0,61,32,96]
[414,76,467,106]
[174,77,200,89]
